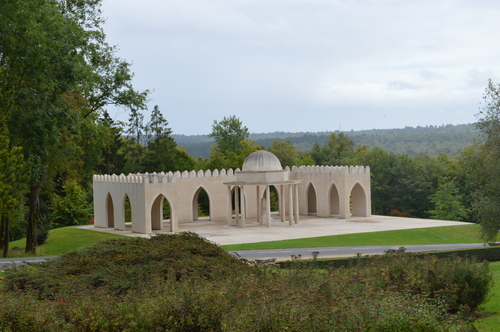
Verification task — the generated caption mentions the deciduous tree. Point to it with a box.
[209,115,249,155]
[470,79,500,241]
[0,0,148,252]
[207,116,257,169]
[0,114,28,257]
[268,140,299,168]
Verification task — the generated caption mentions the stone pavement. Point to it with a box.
[78,215,470,246]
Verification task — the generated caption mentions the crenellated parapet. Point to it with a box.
[93,173,145,184]
[290,165,370,174]
[93,168,240,184]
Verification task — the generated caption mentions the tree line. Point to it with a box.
[1,0,500,258]
[174,123,478,159]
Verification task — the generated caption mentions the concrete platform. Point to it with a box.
[79,215,471,246]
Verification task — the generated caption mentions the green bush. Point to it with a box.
[35,213,51,246]
[50,179,92,227]
[0,233,491,331]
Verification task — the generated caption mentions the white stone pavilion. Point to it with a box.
[93,150,371,234]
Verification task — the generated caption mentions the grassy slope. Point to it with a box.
[474,261,500,331]
[7,224,487,256]
[8,227,126,257]
[220,224,485,250]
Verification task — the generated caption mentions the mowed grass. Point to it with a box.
[474,261,500,331]
[220,224,486,250]
[7,227,126,257]
[6,224,489,256]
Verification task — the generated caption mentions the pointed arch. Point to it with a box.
[151,194,172,231]
[192,186,211,221]
[329,183,340,216]
[350,182,368,217]
[106,193,114,228]
[306,183,317,215]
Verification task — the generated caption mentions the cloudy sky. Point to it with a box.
[101,0,500,135]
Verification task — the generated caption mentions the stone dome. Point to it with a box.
[242,150,283,172]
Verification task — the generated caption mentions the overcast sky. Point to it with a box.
[101,0,500,135]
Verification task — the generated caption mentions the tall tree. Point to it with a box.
[96,111,126,175]
[470,79,500,241]
[143,105,177,172]
[126,108,145,172]
[207,115,256,170]
[209,115,249,155]
[0,0,148,252]
[268,140,299,168]
[0,113,28,257]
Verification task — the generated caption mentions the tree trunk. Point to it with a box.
[0,214,9,258]
[25,182,42,254]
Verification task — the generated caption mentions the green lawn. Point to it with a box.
[7,224,486,256]
[7,227,126,257]
[221,224,486,250]
[475,261,500,331]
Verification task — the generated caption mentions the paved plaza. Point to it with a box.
[80,215,470,246]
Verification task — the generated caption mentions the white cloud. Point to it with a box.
[100,0,500,134]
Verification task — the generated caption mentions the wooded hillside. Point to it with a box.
[173,124,478,158]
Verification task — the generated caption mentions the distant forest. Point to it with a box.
[173,123,479,159]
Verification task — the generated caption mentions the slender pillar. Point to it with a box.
[294,184,300,224]
[227,186,233,225]
[256,185,261,223]
[240,186,246,227]
[280,185,285,222]
[289,184,294,225]
[235,186,240,226]
[170,208,178,232]
[266,185,272,227]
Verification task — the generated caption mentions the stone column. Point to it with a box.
[266,185,272,227]
[240,186,246,227]
[280,185,285,222]
[227,186,233,225]
[294,184,300,224]
[234,186,240,226]
[256,185,261,224]
[288,184,294,226]
[170,207,178,232]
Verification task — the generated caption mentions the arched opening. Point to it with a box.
[350,183,368,217]
[193,187,210,221]
[124,194,132,228]
[151,194,172,231]
[106,193,114,228]
[329,184,340,216]
[306,183,317,215]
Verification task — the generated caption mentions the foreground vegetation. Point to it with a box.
[0,232,493,331]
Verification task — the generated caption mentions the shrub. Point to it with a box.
[0,233,491,331]
[50,179,92,227]
[35,213,51,246]
[367,254,493,312]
